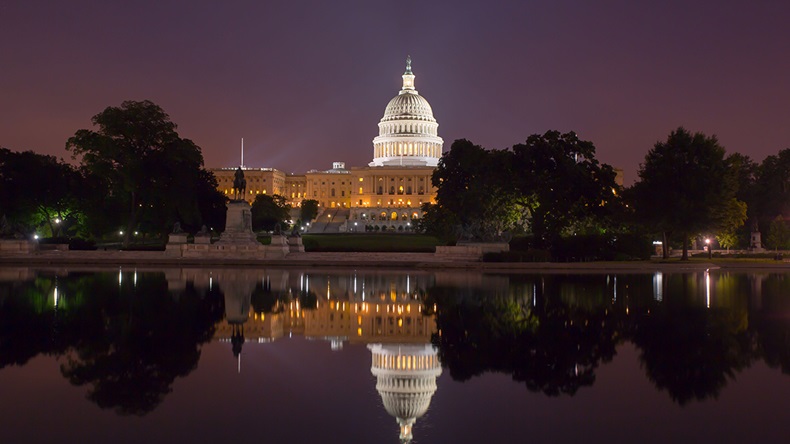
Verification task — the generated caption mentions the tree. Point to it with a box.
[417,202,460,243]
[0,148,83,238]
[728,153,759,242]
[66,100,222,247]
[250,194,290,231]
[631,127,746,260]
[431,139,526,241]
[766,216,790,251]
[299,199,319,222]
[512,131,619,249]
[715,197,748,252]
[753,149,790,230]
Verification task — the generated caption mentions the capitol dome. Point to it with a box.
[368,343,442,443]
[370,57,444,167]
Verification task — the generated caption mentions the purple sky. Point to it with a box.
[2,1,789,184]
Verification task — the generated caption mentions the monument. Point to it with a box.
[164,164,289,259]
[750,220,764,252]
[217,167,258,245]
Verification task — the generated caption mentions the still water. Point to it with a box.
[1,267,790,443]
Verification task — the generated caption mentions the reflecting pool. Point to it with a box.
[2,267,790,443]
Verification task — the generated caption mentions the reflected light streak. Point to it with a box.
[706,269,711,308]
[613,276,617,303]
[653,272,663,302]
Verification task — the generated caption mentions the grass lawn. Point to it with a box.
[302,233,442,252]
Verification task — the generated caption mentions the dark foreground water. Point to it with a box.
[2,267,790,443]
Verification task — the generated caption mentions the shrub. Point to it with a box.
[483,249,551,262]
[68,238,97,250]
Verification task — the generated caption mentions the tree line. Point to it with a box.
[1,100,227,248]
[421,127,790,260]
[0,100,323,248]
[3,99,789,258]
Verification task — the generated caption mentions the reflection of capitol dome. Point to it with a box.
[370,57,444,167]
[368,343,442,443]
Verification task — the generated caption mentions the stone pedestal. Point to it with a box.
[218,201,258,245]
[168,233,188,244]
[165,233,188,257]
[270,234,287,247]
[751,231,764,252]
[194,235,212,244]
[288,235,305,252]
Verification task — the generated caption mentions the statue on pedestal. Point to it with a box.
[232,167,247,201]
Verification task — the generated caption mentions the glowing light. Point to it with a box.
[33,234,39,240]
[54,218,61,224]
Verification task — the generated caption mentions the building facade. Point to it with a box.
[211,58,441,232]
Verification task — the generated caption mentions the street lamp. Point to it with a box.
[705,238,712,259]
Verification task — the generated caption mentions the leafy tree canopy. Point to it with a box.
[512,130,619,248]
[0,148,83,238]
[431,139,527,241]
[251,194,290,232]
[300,199,319,222]
[66,100,224,246]
[631,127,745,259]
[766,216,790,251]
[753,149,790,226]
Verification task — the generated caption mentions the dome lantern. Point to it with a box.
[401,55,415,92]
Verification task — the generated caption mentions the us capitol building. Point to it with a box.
[211,57,442,232]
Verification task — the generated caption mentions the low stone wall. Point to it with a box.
[165,242,290,259]
[0,240,36,254]
[435,242,509,260]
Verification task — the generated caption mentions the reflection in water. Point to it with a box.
[4,268,790,439]
[0,268,225,415]
[369,344,441,443]
[182,268,442,442]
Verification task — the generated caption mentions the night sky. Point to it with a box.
[2,1,789,184]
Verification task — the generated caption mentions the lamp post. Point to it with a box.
[705,238,712,259]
